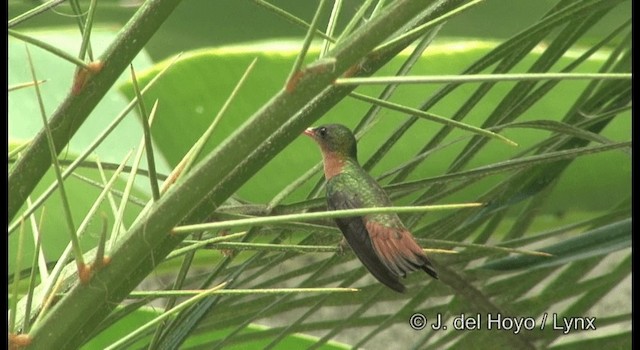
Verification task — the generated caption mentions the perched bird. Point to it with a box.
[304,124,438,293]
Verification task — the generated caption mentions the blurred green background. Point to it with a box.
[9,0,629,60]
[8,0,631,265]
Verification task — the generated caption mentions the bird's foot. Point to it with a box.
[336,237,350,256]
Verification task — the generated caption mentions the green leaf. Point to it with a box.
[84,307,351,350]
[119,39,630,210]
[481,219,631,271]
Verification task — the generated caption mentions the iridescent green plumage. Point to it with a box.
[304,124,437,293]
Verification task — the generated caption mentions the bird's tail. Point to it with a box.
[421,257,438,279]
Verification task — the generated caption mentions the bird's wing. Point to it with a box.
[327,181,406,293]
[365,220,438,280]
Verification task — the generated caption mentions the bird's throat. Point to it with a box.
[322,151,347,179]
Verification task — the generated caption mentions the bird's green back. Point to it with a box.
[326,159,404,230]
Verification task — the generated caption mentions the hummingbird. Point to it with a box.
[304,124,438,293]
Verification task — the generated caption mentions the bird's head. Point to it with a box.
[303,124,358,160]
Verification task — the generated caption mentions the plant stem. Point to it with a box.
[8,0,184,222]
[24,2,437,348]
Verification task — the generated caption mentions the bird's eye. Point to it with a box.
[318,127,327,138]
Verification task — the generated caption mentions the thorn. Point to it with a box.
[285,69,304,93]
[336,237,349,256]
[87,60,104,74]
[161,155,188,193]
[218,230,236,257]
[91,256,111,271]
[92,213,109,272]
[9,333,32,350]
[285,58,337,93]
[342,64,360,79]
[72,60,104,95]
[78,263,93,284]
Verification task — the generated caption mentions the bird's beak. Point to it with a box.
[303,128,315,138]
